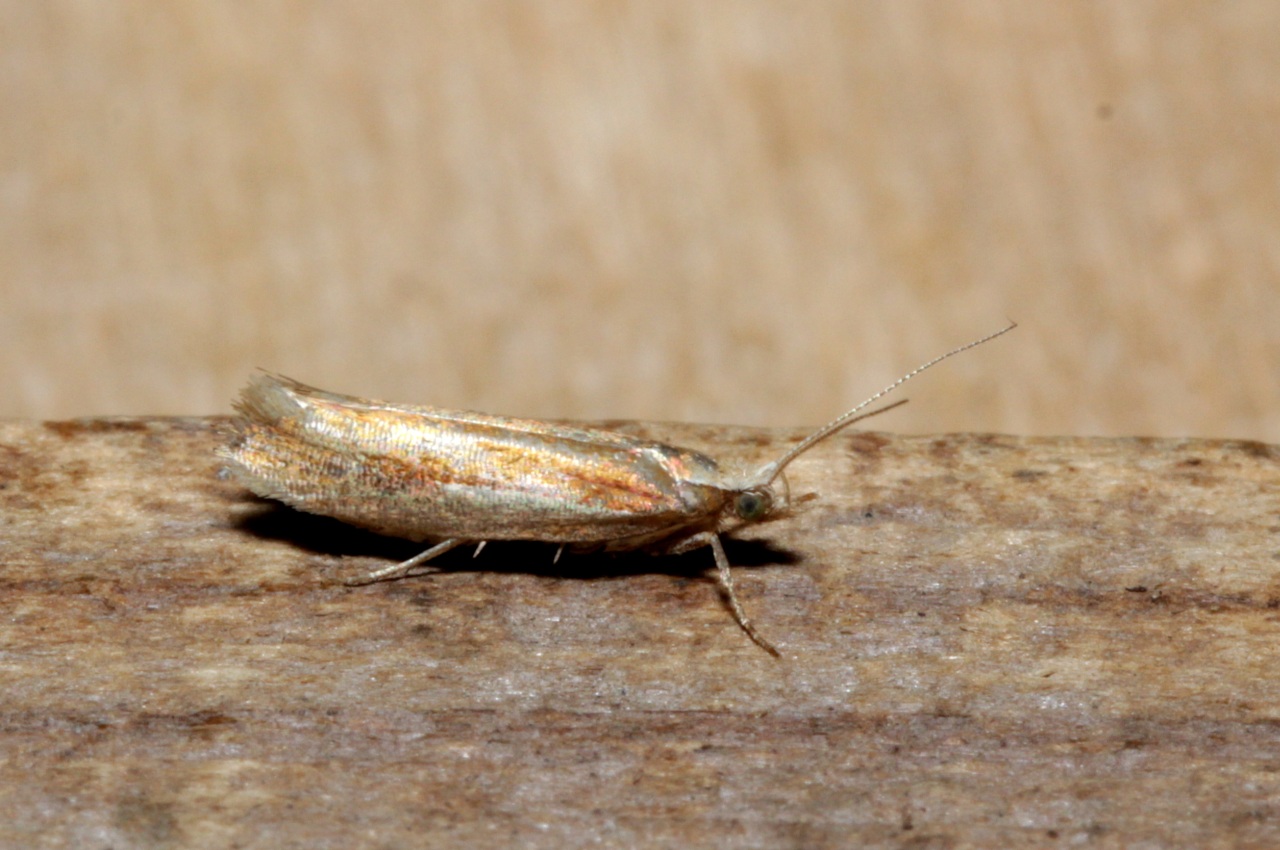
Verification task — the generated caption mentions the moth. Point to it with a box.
[220,323,1014,655]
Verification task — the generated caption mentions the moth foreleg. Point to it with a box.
[345,538,465,585]
[700,533,780,657]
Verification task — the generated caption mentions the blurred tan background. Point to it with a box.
[1,2,1275,438]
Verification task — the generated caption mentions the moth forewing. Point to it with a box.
[223,374,736,546]
[221,322,1014,656]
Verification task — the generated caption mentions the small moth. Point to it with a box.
[220,324,1014,655]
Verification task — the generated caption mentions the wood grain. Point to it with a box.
[3,416,1278,847]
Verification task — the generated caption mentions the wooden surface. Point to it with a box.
[2,3,1278,441]
[2,416,1279,847]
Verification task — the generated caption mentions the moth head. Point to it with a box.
[733,488,773,522]
[730,470,789,521]
[710,324,1015,532]
[716,396,912,531]
[735,322,1017,518]
[741,398,908,507]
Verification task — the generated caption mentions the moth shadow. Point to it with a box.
[234,502,799,581]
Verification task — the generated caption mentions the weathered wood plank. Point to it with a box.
[2,417,1278,847]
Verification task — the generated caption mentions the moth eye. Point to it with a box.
[734,490,771,521]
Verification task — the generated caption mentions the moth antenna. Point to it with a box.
[757,321,1016,484]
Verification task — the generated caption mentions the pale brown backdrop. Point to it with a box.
[1,2,1276,439]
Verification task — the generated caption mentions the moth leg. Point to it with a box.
[345,538,464,585]
[700,533,780,657]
